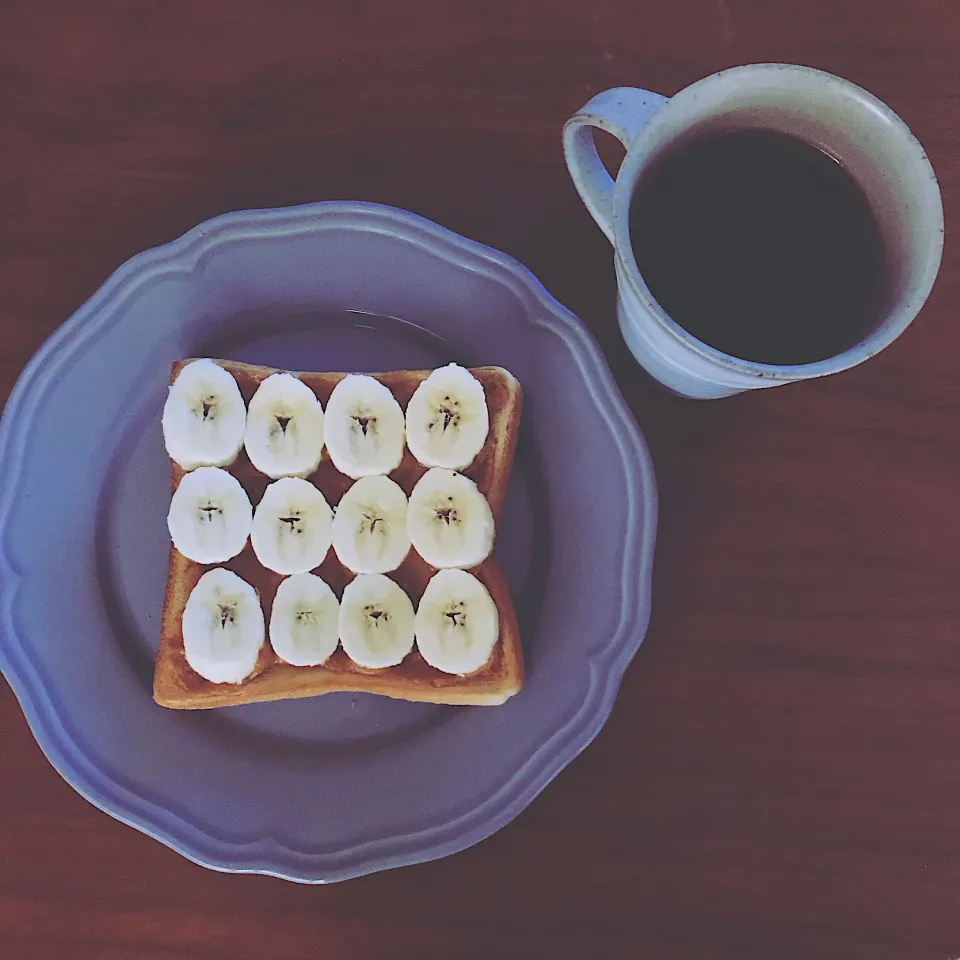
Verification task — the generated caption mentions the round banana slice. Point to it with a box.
[167,466,253,564]
[251,477,333,575]
[323,374,405,479]
[182,568,264,684]
[405,363,489,470]
[415,568,499,675]
[407,468,494,569]
[269,573,340,666]
[332,475,411,574]
[339,573,415,669]
[162,359,246,470]
[244,373,325,479]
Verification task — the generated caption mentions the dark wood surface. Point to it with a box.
[1,2,958,958]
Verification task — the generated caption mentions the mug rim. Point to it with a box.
[610,63,945,381]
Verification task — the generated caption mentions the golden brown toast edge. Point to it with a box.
[153,358,524,709]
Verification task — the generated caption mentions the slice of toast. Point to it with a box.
[154,359,524,709]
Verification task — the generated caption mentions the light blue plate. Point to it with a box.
[0,201,657,882]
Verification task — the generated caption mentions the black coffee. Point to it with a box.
[628,130,887,365]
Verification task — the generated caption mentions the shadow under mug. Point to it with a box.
[563,64,944,400]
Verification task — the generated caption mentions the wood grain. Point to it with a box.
[1,1,959,957]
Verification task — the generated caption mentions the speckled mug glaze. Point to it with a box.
[564,64,944,399]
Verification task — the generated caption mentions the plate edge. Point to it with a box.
[0,200,658,883]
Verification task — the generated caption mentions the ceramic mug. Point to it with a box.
[563,64,944,399]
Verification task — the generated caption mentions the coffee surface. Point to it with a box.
[628,130,887,365]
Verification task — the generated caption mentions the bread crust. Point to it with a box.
[154,359,524,709]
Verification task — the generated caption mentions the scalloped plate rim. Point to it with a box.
[0,200,657,883]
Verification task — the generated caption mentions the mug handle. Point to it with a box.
[562,87,669,243]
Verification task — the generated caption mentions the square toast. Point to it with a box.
[154,358,524,708]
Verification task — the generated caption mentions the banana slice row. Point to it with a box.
[169,467,496,572]
[162,360,491,478]
[182,567,500,683]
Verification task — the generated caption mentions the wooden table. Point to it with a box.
[1,2,957,957]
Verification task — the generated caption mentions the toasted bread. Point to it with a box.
[154,359,524,709]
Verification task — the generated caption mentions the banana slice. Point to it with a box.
[323,374,405,479]
[167,466,253,564]
[332,475,411,574]
[405,363,489,470]
[407,468,494,569]
[182,568,264,684]
[244,373,325,479]
[251,477,333,575]
[269,573,340,666]
[162,359,246,470]
[415,568,499,675]
[339,573,415,668]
